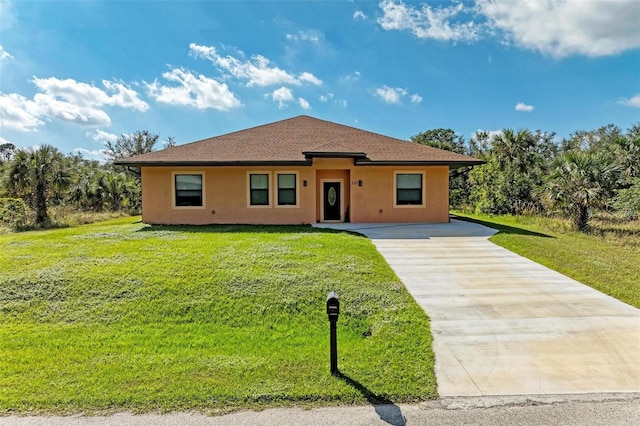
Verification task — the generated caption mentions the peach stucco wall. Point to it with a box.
[140,162,450,225]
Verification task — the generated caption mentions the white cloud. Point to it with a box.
[298,97,310,110]
[354,10,367,20]
[377,1,640,57]
[1,77,148,131]
[378,0,479,42]
[286,30,322,43]
[476,0,640,57]
[0,1,16,31]
[0,44,13,61]
[86,129,118,143]
[0,93,44,131]
[618,93,640,108]
[268,87,294,108]
[33,92,112,127]
[32,77,149,111]
[340,71,361,83]
[73,147,108,161]
[190,43,322,87]
[0,136,13,145]
[515,102,534,112]
[145,68,241,111]
[410,93,423,104]
[298,72,322,86]
[319,93,347,107]
[374,85,408,104]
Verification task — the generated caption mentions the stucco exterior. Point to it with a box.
[140,160,450,225]
[118,116,483,225]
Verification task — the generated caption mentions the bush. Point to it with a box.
[614,179,640,220]
[0,198,30,229]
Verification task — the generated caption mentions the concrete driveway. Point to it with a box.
[315,220,640,396]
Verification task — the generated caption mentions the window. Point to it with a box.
[250,173,269,206]
[277,173,296,206]
[396,173,423,205]
[175,174,203,207]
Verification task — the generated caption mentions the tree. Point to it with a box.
[163,136,177,149]
[614,178,640,220]
[611,124,640,185]
[105,130,159,162]
[0,142,15,161]
[411,128,472,208]
[561,124,623,153]
[541,151,619,231]
[411,128,467,154]
[5,145,71,226]
[468,128,555,214]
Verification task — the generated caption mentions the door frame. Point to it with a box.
[320,179,344,223]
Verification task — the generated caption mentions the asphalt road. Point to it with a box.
[1,394,638,426]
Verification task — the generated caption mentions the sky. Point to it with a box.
[1,0,639,161]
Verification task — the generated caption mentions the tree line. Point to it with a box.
[1,123,638,231]
[0,131,172,229]
[412,123,640,230]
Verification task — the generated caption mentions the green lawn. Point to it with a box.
[0,217,436,414]
[454,212,640,308]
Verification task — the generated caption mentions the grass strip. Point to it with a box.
[453,212,640,308]
[0,217,436,414]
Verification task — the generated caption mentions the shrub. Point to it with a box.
[614,178,640,220]
[0,198,30,229]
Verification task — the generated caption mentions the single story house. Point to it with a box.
[115,116,483,225]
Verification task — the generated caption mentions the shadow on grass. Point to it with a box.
[454,215,553,238]
[336,372,406,426]
[135,223,359,236]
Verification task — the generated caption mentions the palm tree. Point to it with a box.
[6,145,70,226]
[491,129,537,174]
[541,151,619,231]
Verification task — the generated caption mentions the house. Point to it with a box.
[115,116,483,225]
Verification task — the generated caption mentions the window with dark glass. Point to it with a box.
[250,174,269,205]
[277,174,296,205]
[396,173,422,205]
[175,174,203,206]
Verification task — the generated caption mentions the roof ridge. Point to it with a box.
[114,115,485,167]
[307,141,354,152]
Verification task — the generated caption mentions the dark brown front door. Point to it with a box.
[323,182,341,221]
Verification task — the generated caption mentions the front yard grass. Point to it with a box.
[0,217,436,414]
[454,212,640,308]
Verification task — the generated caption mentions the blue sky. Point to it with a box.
[1,0,639,160]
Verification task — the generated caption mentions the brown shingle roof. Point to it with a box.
[115,115,484,167]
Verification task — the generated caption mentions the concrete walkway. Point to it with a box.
[315,220,640,396]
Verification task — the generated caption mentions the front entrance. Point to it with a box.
[322,181,342,222]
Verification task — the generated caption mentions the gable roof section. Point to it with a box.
[115,115,484,167]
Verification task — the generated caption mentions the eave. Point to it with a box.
[354,159,486,168]
[113,160,314,167]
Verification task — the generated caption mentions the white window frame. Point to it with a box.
[275,171,300,208]
[172,171,205,210]
[393,171,426,208]
[247,171,273,208]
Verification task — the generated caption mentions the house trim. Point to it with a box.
[275,171,301,209]
[393,170,426,209]
[246,171,273,208]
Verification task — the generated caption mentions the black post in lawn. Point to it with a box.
[326,291,340,375]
